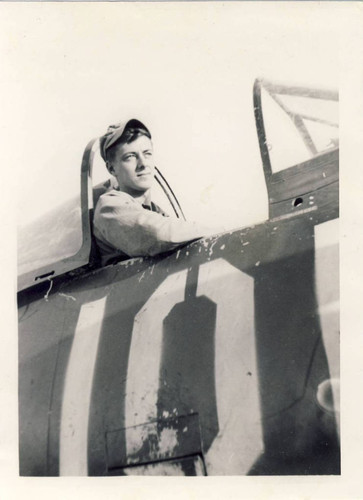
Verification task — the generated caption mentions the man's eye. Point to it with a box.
[145,151,153,157]
[124,154,135,160]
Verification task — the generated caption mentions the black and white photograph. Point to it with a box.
[1,1,363,498]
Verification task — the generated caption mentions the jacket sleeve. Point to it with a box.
[93,193,213,257]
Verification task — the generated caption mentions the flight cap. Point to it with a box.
[100,119,151,161]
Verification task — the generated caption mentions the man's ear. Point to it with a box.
[106,161,115,175]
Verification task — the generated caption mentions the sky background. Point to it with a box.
[3,2,339,230]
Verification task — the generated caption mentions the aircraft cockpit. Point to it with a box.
[17,78,338,294]
[18,78,340,476]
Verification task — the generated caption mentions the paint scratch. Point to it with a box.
[158,428,178,456]
[209,239,218,256]
[59,293,76,301]
[138,271,146,283]
[271,205,318,222]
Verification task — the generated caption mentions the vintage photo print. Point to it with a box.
[1,1,363,498]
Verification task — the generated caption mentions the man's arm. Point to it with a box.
[93,191,215,258]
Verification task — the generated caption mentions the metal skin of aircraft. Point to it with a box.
[17,79,339,476]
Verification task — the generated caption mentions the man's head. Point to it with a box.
[100,119,154,196]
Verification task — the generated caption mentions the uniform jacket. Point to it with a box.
[93,189,207,266]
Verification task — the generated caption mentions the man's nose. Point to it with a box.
[136,154,148,170]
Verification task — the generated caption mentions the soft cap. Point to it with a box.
[99,119,151,161]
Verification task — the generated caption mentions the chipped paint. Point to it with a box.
[255,261,260,267]
[270,205,318,222]
[59,293,76,301]
[158,427,178,456]
[220,244,226,250]
[126,424,158,461]
[138,271,146,283]
[201,235,219,247]
[208,239,218,256]
[242,241,250,246]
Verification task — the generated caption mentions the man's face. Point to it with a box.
[108,135,155,195]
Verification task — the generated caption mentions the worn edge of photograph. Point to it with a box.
[1,1,363,499]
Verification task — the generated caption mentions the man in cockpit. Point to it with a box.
[93,119,214,266]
